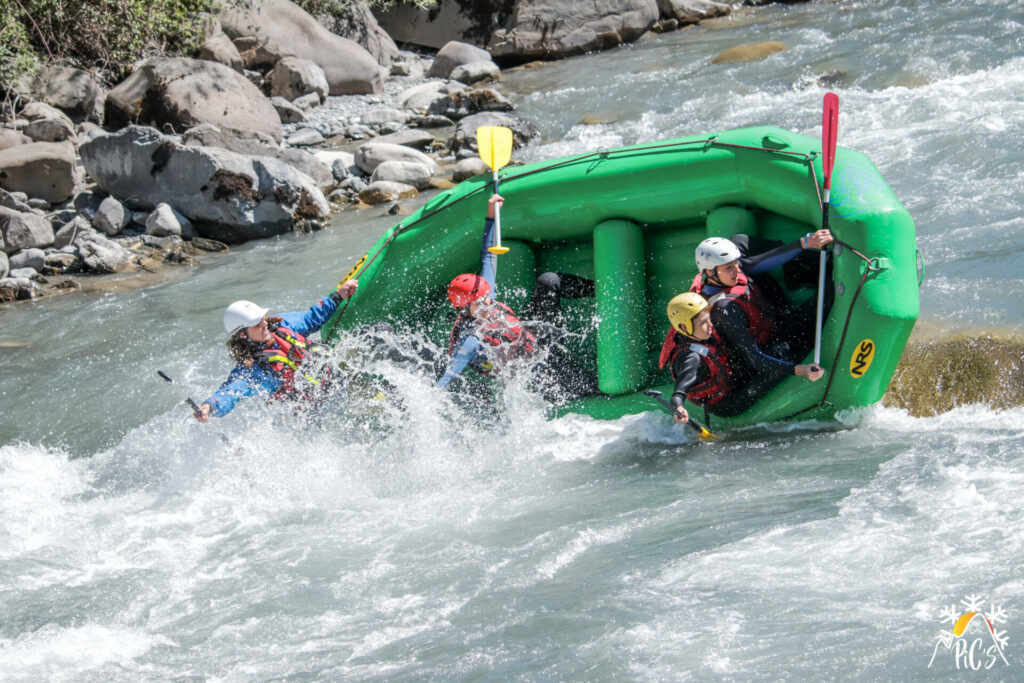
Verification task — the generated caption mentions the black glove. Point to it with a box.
[329,289,345,303]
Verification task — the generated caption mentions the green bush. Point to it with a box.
[1,0,216,95]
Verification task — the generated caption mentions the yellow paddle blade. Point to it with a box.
[488,246,510,255]
[477,126,513,171]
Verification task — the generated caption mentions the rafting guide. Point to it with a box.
[928,596,1010,669]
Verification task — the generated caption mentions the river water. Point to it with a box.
[2,0,1023,678]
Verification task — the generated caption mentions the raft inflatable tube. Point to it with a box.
[323,126,920,429]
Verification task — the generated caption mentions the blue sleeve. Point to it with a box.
[438,334,484,389]
[742,240,803,277]
[480,218,497,294]
[205,364,283,417]
[277,294,341,336]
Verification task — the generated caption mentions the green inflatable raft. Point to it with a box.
[323,125,920,429]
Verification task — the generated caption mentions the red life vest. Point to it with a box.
[658,327,732,407]
[449,300,536,373]
[690,272,774,347]
[259,326,322,399]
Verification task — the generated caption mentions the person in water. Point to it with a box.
[439,194,600,402]
[661,292,823,423]
[195,280,358,421]
[690,231,833,380]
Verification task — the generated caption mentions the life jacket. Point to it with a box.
[448,300,536,375]
[691,271,774,347]
[658,327,732,407]
[259,326,327,399]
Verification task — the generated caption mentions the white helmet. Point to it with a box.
[223,300,268,335]
[695,237,741,272]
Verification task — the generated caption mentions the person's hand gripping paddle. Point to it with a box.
[476,125,513,255]
[643,390,718,441]
[814,92,839,367]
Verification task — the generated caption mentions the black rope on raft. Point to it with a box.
[781,242,881,421]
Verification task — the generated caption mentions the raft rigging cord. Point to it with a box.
[325,138,878,420]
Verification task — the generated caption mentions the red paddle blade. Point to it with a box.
[822,92,839,189]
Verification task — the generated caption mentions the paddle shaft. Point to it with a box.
[643,390,716,439]
[491,171,503,250]
[815,93,839,365]
[158,370,204,417]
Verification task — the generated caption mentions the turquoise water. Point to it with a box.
[2,0,1023,678]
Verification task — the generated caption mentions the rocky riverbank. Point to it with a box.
[0,0,801,304]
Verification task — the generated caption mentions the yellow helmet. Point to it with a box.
[667,292,708,336]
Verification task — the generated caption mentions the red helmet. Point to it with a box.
[447,274,490,308]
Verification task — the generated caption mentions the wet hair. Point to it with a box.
[226,315,283,365]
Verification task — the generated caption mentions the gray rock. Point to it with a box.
[427,41,493,79]
[23,116,78,144]
[354,141,440,175]
[314,0,399,67]
[444,88,514,119]
[234,36,294,70]
[72,192,103,218]
[9,247,46,271]
[396,81,464,114]
[105,57,284,142]
[411,114,456,129]
[30,66,105,123]
[182,123,333,190]
[0,251,7,278]
[452,112,539,154]
[43,251,79,273]
[343,123,375,139]
[390,59,424,79]
[0,128,32,151]
[10,267,39,279]
[657,0,730,24]
[490,0,659,61]
[450,61,501,86]
[146,203,197,238]
[342,176,367,193]
[219,0,384,95]
[361,107,408,126]
[375,2,486,51]
[452,156,489,182]
[93,196,131,235]
[331,159,351,181]
[0,206,55,253]
[53,216,93,249]
[79,125,329,243]
[270,57,329,102]
[292,92,322,111]
[359,180,418,205]
[27,198,50,210]
[0,141,78,203]
[0,188,32,213]
[270,96,306,123]
[199,32,245,72]
[286,128,325,147]
[372,128,436,150]
[77,231,131,273]
[370,160,434,190]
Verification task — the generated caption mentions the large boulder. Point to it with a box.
[427,41,494,79]
[104,58,284,142]
[0,206,55,254]
[370,160,434,190]
[490,0,659,61]
[354,142,440,175]
[656,0,730,24]
[269,57,329,103]
[80,126,329,243]
[0,141,78,203]
[182,123,333,190]
[451,112,538,153]
[373,0,496,51]
[29,65,105,123]
[219,0,384,95]
[314,1,400,67]
[396,81,465,115]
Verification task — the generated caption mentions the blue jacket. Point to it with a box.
[205,295,339,417]
[438,218,498,388]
